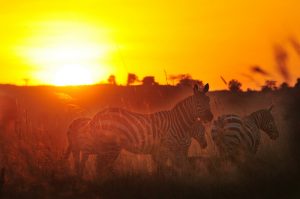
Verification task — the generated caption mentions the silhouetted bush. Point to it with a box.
[168,74,191,85]
[107,75,117,85]
[294,78,300,89]
[279,82,289,90]
[178,78,203,88]
[261,80,277,92]
[127,73,139,86]
[168,73,203,88]
[228,79,242,92]
[142,76,158,86]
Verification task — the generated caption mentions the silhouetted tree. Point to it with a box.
[279,82,289,90]
[142,76,158,86]
[168,74,191,85]
[294,78,300,89]
[169,74,203,88]
[23,78,30,86]
[127,73,139,86]
[178,78,203,88]
[107,75,116,85]
[261,80,277,91]
[228,79,242,92]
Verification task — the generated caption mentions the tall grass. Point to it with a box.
[0,85,298,198]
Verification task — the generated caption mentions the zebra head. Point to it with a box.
[192,83,213,123]
[190,121,207,149]
[259,106,279,140]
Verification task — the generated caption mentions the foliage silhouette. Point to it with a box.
[107,75,117,85]
[228,79,242,92]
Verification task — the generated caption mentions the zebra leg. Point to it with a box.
[153,146,181,177]
[72,149,81,177]
[79,153,89,177]
[152,151,169,177]
[169,150,190,176]
[95,148,120,178]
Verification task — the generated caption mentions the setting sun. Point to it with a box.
[51,64,96,86]
[26,41,109,86]
[16,20,113,85]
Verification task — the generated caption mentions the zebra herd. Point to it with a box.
[64,84,279,177]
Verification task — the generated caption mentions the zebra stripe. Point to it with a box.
[211,108,279,161]
[90,84,211,153]
[65,117,208,176]
[65,84,212,176]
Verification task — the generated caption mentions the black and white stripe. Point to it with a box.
[211,106,279,162]
[67,84,212,176]
[65,118,207,176]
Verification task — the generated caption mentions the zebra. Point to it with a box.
[211,106,279,164]
[64,118,208,176]
[83,83,212,176]
[64,117,92,176]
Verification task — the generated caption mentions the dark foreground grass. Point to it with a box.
[2,165,300,199]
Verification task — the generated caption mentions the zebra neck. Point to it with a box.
[248,111,264,130]
[171,99,195,130]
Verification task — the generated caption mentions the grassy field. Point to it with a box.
[0,84,299,199]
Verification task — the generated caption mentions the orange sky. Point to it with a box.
[1,0,300,90]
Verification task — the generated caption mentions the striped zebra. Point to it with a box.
[64,117,92,176]
[211,106,279,163]
[64,118,208,176]
[86,83,212,176]
[151,119,209,175]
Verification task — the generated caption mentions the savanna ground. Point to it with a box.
[0,84,299,199]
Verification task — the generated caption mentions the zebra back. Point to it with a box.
[211,114,256,160]
[211,108,279,161]
[246,108,279,140]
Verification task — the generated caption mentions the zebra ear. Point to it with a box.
[203,83,209,93]
[268,105,274,112]
[193,84,199,94]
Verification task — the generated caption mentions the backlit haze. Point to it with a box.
[1,0,300,90]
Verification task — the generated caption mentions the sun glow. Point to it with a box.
[18,20,113,86]
[51,65,95,86]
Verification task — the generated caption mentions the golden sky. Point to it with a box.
[1,0,300,90]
